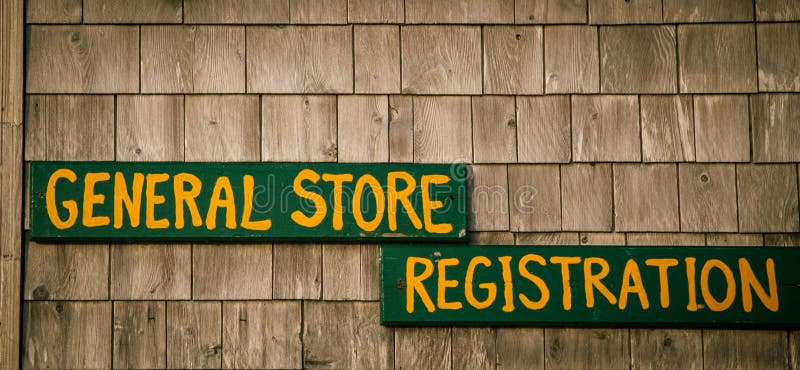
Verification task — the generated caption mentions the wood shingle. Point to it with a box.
[757,23,800,92]
[517,96,571,163]
[354,25,400,94]
[401,26,482,94]
[751,93,800,162]
[111,244,190,299]
[25,243,109,300]
[116,95,184,162]
[515,0,586,23]
[588,0,661,24]
[184,0,290,23]
[290,0,347,24]
[600,25,677,94]
[544,26,599,94]
[222,301,301,369]
[561,163,612,231]
[508,165,561,232]
[413,96,473,163]
[663,0,753,22]
[469,164,510,231]
[472,96,517,163]
[348,0,404,23]
[113,301,166,369]
[184,95,260,162]
[337,95,390,163]
[483,26,543,94]
[83,0,182,23]
[737,164,800,232]
[678,164,738,232]
[193,244,273,299]
[26,0,81,23]
[166,301,222,369]
[572,95,641,162]
[262,95,337,162]
[614,164,680,232]
[640,95,695,162]
[678,24,757,93]
[693,95,750,162]
[405,0,513,23]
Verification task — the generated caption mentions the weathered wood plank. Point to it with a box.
[678,24,757,93]
[472,96,516,163]
[262,95,337,162]
[706,233,763,247]
[496,327,544,369]
[113,301,166,369]
[703,330,788,370]
[405,0,513,23]
[354,25,400,94]
[248,26,352,93]
[544,26,598,94]
[184,0,289,23]
[25,95,114,161]
[193,244,272,299]
[26,0,81,23]
[614,164,679,232]
[792,331,800,369]
[83,0,182,23]
[23,301,112,369]
[322,243,361,300]
[413,96,472,163]
[572,95,641,162]
[290,0,346,24]
[401,26,481,94]
[360,244,380,301]
[142,26,245,93]
[561,163,612,231]
[663,0,753,22]
[117,95,184,161]
[167,301,222,369]
[25,242,108,300]
[738,164,800,233]
[389,95,413,163]
[600,25,676,94]
[751,94,800,162]
[273,243,322,299]
[764,233,800,247]
[588,0,661,24]
[678,164,738,233]
[27,26,138,93]
[693,95,750,162]
[508,165,561,232]
[546,328,629,370]
[579,232,625,246]
[515,231,579,245]
[452,327,495,370]
[222,301,301,369]
[756,0,800,20]
[470,165,509,231]
[337,95,389,162]
[185,95,260,161]
[471,231,515,245]
[640,95,695,162]
[395,327,451,369]
[515,0,586,23]
[111,244,190,300]
[516,96,571,163]
[348,0,404,23]
[484,26,543,94]
[304,301,393,368]
[630,329,702,370]
[626,232,705,246]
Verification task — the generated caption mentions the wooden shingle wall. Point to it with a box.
[19,0,800,368]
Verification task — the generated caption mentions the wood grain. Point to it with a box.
[483,26,543,94]
[640,95,695,162]
[756,0,800,20]
[262,95,337,162]
[27,26,138,93]
[303,301,393,368]
[25,95,114,161]
[360,244,380,300]
[764,233,800,246]
[472,96,516,163]
[546,328,629,370]
[117,95,184,161]
[111,244,190,300]
[25,242,108,300]
[626,232,705,246]
[515,232,579,245]
[0,120,23,369]
[389,95,413,163]
[337,95,389,162]
[703,330,787,370]
[579,232,625,246]
[515,0,586,23]
[737,164,800,232]
[614,164,679,232]
[470,231,515,244]
[167,301,222,369]
[248,26,352,93]
[496,327,544,369]
[630,329,702,370]
[184,0,289,23]
[26,0,81,23]
[678,24,757,93]
[706,233,763,246]
[751,94,800,162]
[516,96,570,163]
[348,0,404,23]
[561,163,612,231]
[193,244,272,299]
[405,0,513,23]
[113,301,166,369]
[83,0,182,23]
[600,25,676,93]
[142,26,245,93]
[322,243,361,300]
[663,0,753,22]
[678,164,737,232]
[413,96,472,163]
[571,95,641,162]
[222,301,301,369]
[273,243,322,299]
[185,95,260,161]
[588,0,661,24]
[693,95,750,162]
[354,25,400,93]
[395,327,451,369]
[23,301,112,369]
[508,165,561,232]
[452,327,495,370]
[470,165,510,231]
[544,26,599,94]
[401,26,481,94]
[291,0,347,24]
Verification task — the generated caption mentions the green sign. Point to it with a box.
[380,245,800,327]
[30,162,467,242]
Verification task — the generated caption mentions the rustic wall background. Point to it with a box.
[18,0,800,368]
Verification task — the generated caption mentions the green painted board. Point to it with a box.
[380,244,800,327]
[29,162,468,242]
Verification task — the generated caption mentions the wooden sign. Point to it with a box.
[380,245,800,327]
[30,162,468,242]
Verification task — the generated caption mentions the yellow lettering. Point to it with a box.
[82,172,111,227]
[145,174,170,229]
[584,257,617,307]
[290,169,327,228]
[206,176,237,230]
[241,175,271,231]
[353,174,385,232]
[421,174,453,234]
[519,254,550,310]
[113,172,143,229]
[321,173,353,231]
[174,173,203,229]
[437,258,462,310]
[686,257,699,311]
[406,257,435,313]
[549,256,581,310]
[701,259,736,312]
[739,258,779,312]
[619,259,649,310]
[45,168,78,229]
[498,256,515,312]
[465,256,496,310]
[645,258,678,309]
[387,171,423,231]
